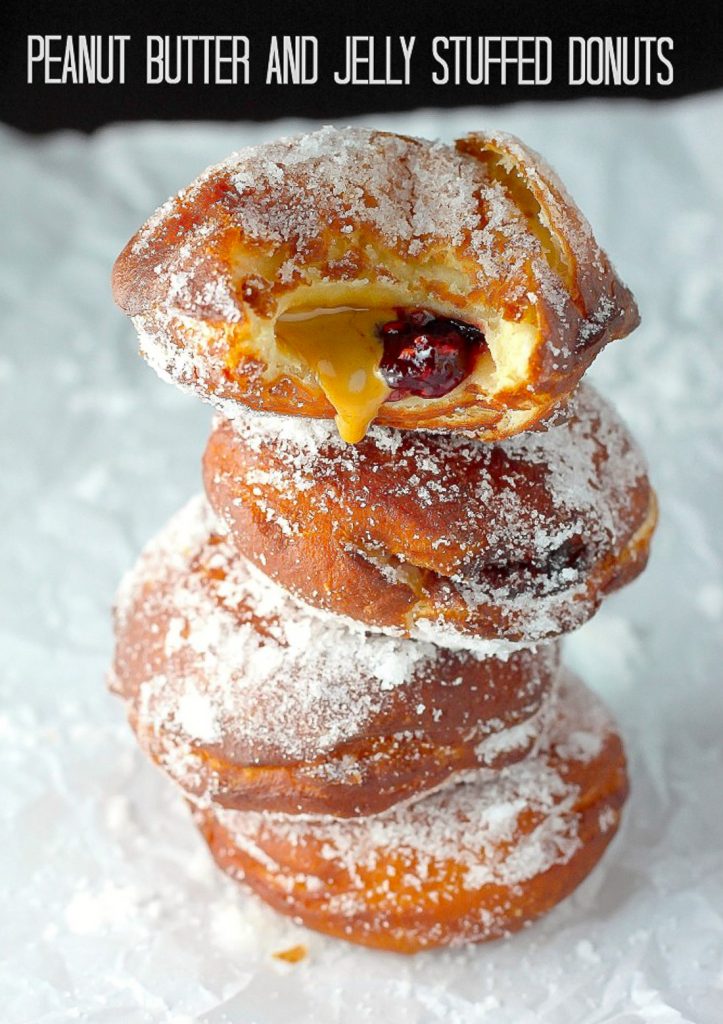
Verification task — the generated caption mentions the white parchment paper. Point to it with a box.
[1,95,722,1023]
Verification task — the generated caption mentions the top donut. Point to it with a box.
[113,126,639,443]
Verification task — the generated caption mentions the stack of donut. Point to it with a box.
[111,127,656,953]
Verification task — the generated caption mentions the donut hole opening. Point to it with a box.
[465,535,588,599]
[355,533,587,617]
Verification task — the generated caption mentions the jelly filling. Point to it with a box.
[378,309,485,401]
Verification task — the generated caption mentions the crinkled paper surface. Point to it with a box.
[1,95,723,1023]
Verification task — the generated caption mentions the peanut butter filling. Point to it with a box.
[276,307,394,444]
[275,305,490,444]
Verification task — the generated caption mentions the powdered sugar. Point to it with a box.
[178,126,548,300]
[114,496,555,767]
[175,686,219,744]
[211,384,650,643]
[213,674,615,905]
[115,125,638,438]
[109,124,639,958]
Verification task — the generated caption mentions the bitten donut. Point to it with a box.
[113,126,639,443]
[110,496,560,817]
[195,673,628,953]
[204,385,657,646]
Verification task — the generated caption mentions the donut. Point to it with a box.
[203,385,657,646]
[111,496,560,817]
[112,126,639,444]
[194,672,628,953]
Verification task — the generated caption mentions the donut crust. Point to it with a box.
[111,496,560,817]
[195,674,628,953]
[112,127,639,441]
[204,385,657,645]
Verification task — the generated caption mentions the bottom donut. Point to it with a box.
[194,673,628,953]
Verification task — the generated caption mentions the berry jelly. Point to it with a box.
[378,309,485,401]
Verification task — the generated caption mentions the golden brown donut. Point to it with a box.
[112,126,638,443]
[110,496,560,817]
[203,384,657,646]
[194,672,628,953]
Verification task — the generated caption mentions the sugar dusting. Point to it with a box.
[114,496,556,769]
[109,130,641,959]
[122,126,632,416]
[131,126,567,309]
[212,383,649,642]
[213,673,614,908]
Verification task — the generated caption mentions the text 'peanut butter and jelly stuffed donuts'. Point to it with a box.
[113,126,639,443]
[111,126,655,952]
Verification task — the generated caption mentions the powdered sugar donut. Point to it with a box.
[112,127,638,444]
[204,385,656,645]
[110,496,560,817]
[195,672,628,952]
